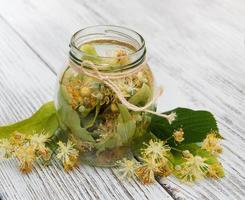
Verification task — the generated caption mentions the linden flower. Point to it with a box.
[176,153,209,183]
[202,131,222,156]
[135,158,161,184]
[56,140,79,171]
[30,132,50,149]
[207,163,224,179]
[117,79,138,97]
[115,158,139,180]
[29,132,51,161]
[127,81,138,96]
[15,145,36,173]
[38,148,52,162]
[115,49,129,65]
[0,139,13,159]
[9,131,25,146]
[80,86,91,97]
[142,139,171,163]
[158,162,173,177]
[173,128,184,143]
[136,71,148,84]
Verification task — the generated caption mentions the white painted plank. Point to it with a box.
[0,0,245,199]
[81,1,245,199]
[0,14,173,200]
[0,158,174,200]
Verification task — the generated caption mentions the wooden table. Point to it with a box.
[0,0,244,199]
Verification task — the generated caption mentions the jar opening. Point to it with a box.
[69,25,146,71]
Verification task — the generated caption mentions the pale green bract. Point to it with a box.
[0,101,58,139]
[117,104,136,144]
[129,83,151,106]
[57,89,95,142]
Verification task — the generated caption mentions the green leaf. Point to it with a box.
[150,107,219,146]
[80,103,100,128]
[57,89,95,142]
[80,44,101,63]
[117,104,136,144]
[80,44,98,56]
[0,101,58,139]
[129,83,151,106]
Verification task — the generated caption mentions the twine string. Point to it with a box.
[69,59,176,124]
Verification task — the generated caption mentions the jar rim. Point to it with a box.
[70,25,146,59]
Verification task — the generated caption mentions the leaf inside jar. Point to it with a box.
[116,104,136,144]
[129,83,151,106]
[57,87,95,142]
[79,41,134,70]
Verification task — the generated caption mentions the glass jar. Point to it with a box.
[55,25,155,167]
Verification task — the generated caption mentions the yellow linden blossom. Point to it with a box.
[56,140,79,171]
[142,139,171,163]
[30,132,49,151]
[115,158,139,180]
[117,78,138,97]
[173,128,184,143]
[29,132,51,161]
[176,153,209,183]
[158,162,173,177]
[0,139,13,159]
[15,145,36,173]
[9,131,25,146]
[135,158,162,184]
[115,49,129,65]
[29,132,50,148]
[39,147,52,162]
[136,71,148,84]
[202,131,222,156]
[207,163,224,179]
[0,131,52,172]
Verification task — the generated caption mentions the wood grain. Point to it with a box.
[0,0,245,199]
[0,9,172,200]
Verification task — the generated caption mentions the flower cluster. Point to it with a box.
[64,66,152,111]
[56,140,79,171]
[175,151,209,182]
[201,131,222,156]
[115,139,172,184]
[0,131,51,173]
[115,158,139,180]
[115,130,224,184]
[0,131,79,173]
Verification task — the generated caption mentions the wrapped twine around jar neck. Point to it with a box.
[69,59,176,124]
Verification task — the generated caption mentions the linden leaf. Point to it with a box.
[150,108,220,146]
[79,43,101,63]
[80,44,98,56]
[129,83,151,106]
[117,104,136,144]
[57,90,95,142]
[0,101,58,139]
[80,103,100,128]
